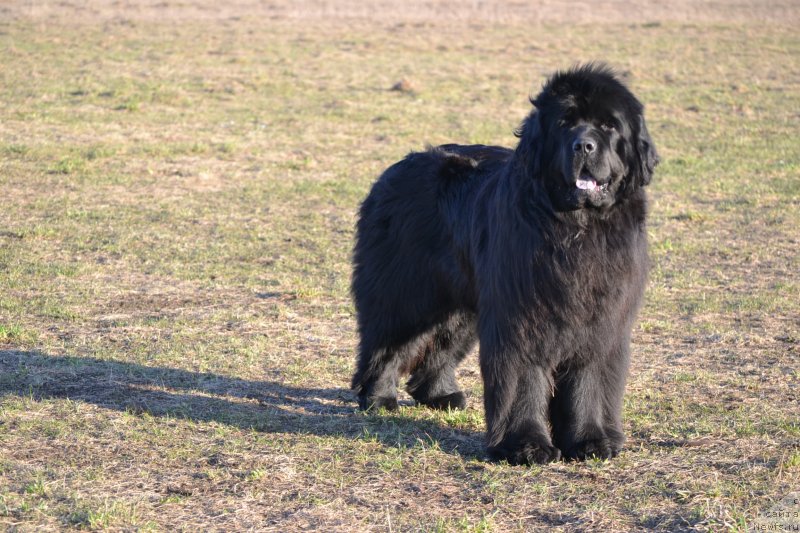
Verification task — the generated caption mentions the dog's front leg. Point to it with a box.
[549,345,629,461]
[481,344,561,465]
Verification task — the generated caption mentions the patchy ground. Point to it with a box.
[3,0,799,24]
[0,1,798,531]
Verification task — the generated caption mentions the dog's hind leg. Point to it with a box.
[352,324,435,411]
[406,312,477,410]
[351,344,403,411]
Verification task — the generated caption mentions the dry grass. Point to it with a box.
[1,1,799,531]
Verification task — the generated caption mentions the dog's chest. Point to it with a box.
[534,226,647,317]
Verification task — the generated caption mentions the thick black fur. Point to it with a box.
[351,64,659,465]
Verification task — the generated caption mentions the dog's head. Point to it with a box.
[517,64,659,211]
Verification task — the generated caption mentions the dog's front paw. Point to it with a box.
[565,437,622,461]
[488,435,561,465]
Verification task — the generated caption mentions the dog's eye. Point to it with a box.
[600,123,616,132]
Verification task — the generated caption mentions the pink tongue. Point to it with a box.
[576,178,597,190]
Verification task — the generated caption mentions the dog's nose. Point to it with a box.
[573,137,597,154]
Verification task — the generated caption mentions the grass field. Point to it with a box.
[1,1,799,531]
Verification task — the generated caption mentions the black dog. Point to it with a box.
[351,64,658,464]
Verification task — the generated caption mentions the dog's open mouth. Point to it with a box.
[575,170,609,193]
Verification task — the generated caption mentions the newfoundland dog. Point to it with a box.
[351,64,658,464]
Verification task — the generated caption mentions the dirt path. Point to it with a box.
[4,0,798,24]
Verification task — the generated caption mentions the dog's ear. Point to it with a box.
[636,114,659,187]
[514,109,542,174]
